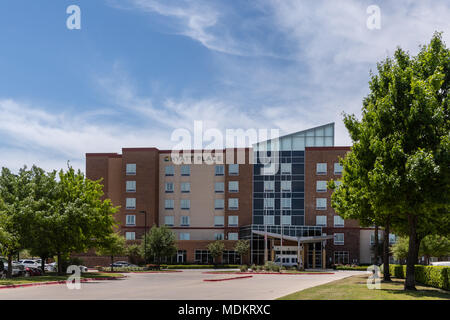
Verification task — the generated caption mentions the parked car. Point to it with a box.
[24,266,42,277]
[431,261,450,266]
[1,258,25,277]
[45,263,57,272]
[19,260,42,270]
[110,261,137,268]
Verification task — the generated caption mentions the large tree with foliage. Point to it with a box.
[49,167,118,274]
[140,225,177,266]
[393,235,450,264]
[332,33,450,290]
[0,167,33,278]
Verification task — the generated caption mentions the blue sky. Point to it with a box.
[0,0,449,172]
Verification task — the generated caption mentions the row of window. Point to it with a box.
[164,164,239,176]
[164,181,239,193]
[164,198,240,210]
[263,198,293,209]
[263,180,292,192]
[316,215,344,227]
[316,163,343,175]
[315,180,341,192]
[123,232,239,241]
[161,215,239,227]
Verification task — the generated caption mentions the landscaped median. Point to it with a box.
[0,272,126,289]
[277,274,450,300]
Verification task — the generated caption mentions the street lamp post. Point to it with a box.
[139,211,147,263]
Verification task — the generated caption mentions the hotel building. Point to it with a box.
[82,123,381,267]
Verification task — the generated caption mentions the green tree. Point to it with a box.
[234,240,250,265]
[140,225,177,266]
[207,241,225,265]
[50,167,118,274]
[391,237,409,263]
[332,33,450,290]
[0,167,33,278]
[96,232,127,271]
[420,235,450,264]
[126,244,143,266]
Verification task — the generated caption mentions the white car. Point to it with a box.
[430,261,450,266]
[66,265,89,274]
[19,260,41,269]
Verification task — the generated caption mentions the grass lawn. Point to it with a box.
[0,272,124,286]
[278,274,450,300]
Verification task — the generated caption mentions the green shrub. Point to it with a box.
[335,265,368,271]
[240,265,248,272]
[387,264,449,290]
[250,264,257,272]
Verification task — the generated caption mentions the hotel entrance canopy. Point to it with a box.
[251,230,333,243]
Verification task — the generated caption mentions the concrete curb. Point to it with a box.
[0,276,127,290]
[202,272,335,275]
[203,275,253,282]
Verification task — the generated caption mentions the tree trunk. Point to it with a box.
[405,215,420,291]
[57,252,62,275]
[6,255,13,278]
[383,221,391,282]
[111,255,114,272]
[41,256,46,275]
[374,225,379,265]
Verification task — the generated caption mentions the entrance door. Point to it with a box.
[177,252,184,263]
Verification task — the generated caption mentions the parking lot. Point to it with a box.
[0,269,363,300]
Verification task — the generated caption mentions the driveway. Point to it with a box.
[0,270,363,300]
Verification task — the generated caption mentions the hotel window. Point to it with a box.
[334,163,343,175]
[180,199,190,210]
[214,233,224,240]
[334,251,349,264]
[228,198,239,210]
[126,198,136,210]
[164,216,174,226]
[281,198,291,209]
[334,233,344,245]
[165,199,174,210]
[214,216,225,227]
[228,233,239,240]
[179,233,190,240]
[165,182,174,193]
[180,216,190,226]
[126,215,136,226]
[370,232,383,245]
[316,198,327,210]
[281,215,292,226]
[125,232,135,240]
[228,164,239,175]
[181,182,190,193]
[280,181,291,192]
[389,234,397,244]
[264,198,274,209]
[334,215,344,227]
[126,164,136,175]
[214,199,225,210]
[316,215,327,226]
[215,182,224,193]
[228,181,239,193]
[316,163,327,175]
[280,163,292,175]
[264,180,275,192]
[165,165,175,176]
[181,165,190,176]
[228,215,239,227]
[261,165,276,175]
[316,181,327,192]
[264,215,275,225]
[215,165,225,176]
[126,181,136,192]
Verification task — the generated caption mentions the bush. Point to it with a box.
[256,265,263,272]
[264,261,280,272]
[387,264,449,290]
[240,265,248,272]
[250,264,257,272]
[335,265,368,271]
